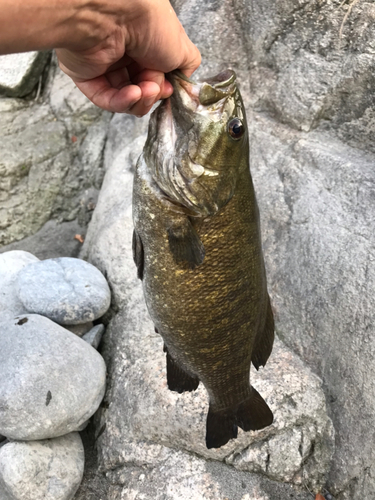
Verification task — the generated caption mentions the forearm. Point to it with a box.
[1,0,201,116]
[0,0,117,55]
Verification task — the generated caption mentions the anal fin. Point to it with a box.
[164,345,199,394]
[251,296,275,370]
[206,407,238,449]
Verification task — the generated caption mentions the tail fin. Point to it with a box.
[236,386,273,432]
[205,387,273,449]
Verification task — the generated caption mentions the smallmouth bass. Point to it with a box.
[132,69,274,448]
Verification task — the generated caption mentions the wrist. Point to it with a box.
[0,0,115,55]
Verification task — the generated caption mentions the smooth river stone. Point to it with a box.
[16,257,111,325]
[0,433,84,500]
[0,251,39,316]
[0,314,106,440]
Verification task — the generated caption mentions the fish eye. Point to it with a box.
[227,118,245,140]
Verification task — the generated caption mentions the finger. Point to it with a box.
[127,80,163,116]
[105,66,132,90]
[131,68,173,99]
[74,75,142,113]
[161,79,174,99]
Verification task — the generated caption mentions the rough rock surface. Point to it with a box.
[82,113,334,495]
[105,447,314,500]
[1,0,374,498]
[0,314,106,440]
[0,52,49,97]
[0,57,111,251]
[231,0,375,498]
[0,219,86,260]
[87,0,375,497]
[0,250,39,315]
[0,433,84,500]
[16,257,111,325]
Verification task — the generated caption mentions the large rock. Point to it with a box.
[0,314,106,440]
[1,0,373,498]
[0,51,49,97]
[0,58,111,250]
[105,446,313,500]
[82,113,334,495]
[251,112,375,500]
[172,1,375,498]
[0,250,39,315]
[0,433,84,500]
[16,257,111,325]
[0,219,86,260]
[233,1,375,498]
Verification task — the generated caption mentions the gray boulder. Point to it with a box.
[0,219,87,260]
[0,432,84,500]
[82,113,334,494]
[84,0,374,497]
[105,446,313,500]
[0,59,111,252]
[0,314,106,440]
[229,0,375,497]
[0,51,49,97]
[16,257,111,325]
[0,250,39,315]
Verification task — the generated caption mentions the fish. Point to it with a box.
[132,69,274,449]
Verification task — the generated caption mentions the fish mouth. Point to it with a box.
[145,69,240,216]
[166,69,237,111]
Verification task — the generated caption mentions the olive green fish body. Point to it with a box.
[132,70,274,448]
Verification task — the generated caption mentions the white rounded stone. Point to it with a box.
[0,314,106,440]
[16,257,111,325]
[0,433,84,500]
[0,251,39,315]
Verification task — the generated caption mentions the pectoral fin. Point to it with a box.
[132,229,144,280]
[167,219,205,269]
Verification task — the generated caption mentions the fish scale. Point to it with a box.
[132,69,275,448]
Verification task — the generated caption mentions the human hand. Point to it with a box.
[56,0,201,116]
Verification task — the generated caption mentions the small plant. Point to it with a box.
[339,0,362,39]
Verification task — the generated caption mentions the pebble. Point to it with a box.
[16,257,111,325]
[82,324,105,349]
[0,433,84,500]
[0,251,39,315]
[0,314,106,440]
